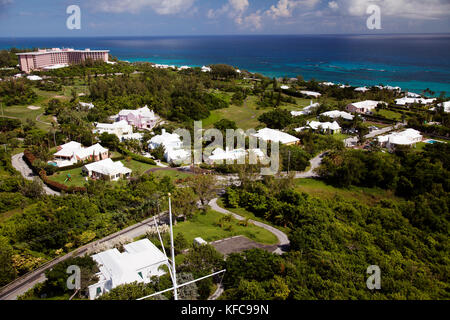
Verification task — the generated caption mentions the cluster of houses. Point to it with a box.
[93,106,160,142]
[50,141,132,181]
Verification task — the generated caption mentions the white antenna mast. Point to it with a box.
[137,193,226,301]
[168,193,178,300]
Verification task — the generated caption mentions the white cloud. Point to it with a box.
[266,0,319,19]
[328,1,339,10]
[344,0,450,20]
[93,0,195,15]
[241,10,263,30]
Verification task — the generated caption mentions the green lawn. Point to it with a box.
[374,109,403,121]
[50,167,87,187]
[294,178,402,206]
[203,95,267,130]
[150,169,192,181]
[173,209,278,245]
[120,159,158,174]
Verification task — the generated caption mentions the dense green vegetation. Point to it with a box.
[222,173,449,299]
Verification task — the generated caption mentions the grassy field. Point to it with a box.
[150,169,192,181]
[294,178,402,206]
[50,167,87,187]
[173,209,278,245]
[374,109,403,121]
[120,159,158,174]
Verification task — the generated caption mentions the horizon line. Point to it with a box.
[1,32,450,39]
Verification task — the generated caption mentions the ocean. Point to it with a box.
[1,34,449,96]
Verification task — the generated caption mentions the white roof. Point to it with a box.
[83,158,131,176]
[407,92,421,98]
[149,130,182,149]
[96,120,131,130]
[201,66,212,72]
[308,121,341,131]
[321,110,354,120]
[439,101,450,113]
[79,102,95,109]
[378,128,422,146]
[321,82,335,86]
[396,97,436,105]
[119,106,158,120]
[26,75,42,81]
[209,148,247,161]
[76,143,108,159]
[253,128,299,145]
[291,101,320,117]
[300,90,321,97]
[92,239,167,287]
[280,85,290,90]
[350,100,384,110]
[54,141,83,157]
[355,86,369,92]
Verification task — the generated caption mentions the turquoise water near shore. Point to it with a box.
[1,34,449,96]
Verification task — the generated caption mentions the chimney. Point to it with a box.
[162,129,166,135]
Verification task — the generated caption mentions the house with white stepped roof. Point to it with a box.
[88,239,169,300]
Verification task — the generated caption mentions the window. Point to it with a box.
[138,272,143,279]
[96,287,102,295]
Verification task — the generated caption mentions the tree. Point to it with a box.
[172,187,199,221]
[174,232,188,253]
[214,119,237,132]
[151,144,166,161]
[0,236,17,287]
[97,282,155,300]
[258,109,293,129]
[20,177,45,199]
[186,175,217,213]
[99,132,120,151]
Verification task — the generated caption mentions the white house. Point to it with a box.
[26,75,42,81]
[438,101,450,113]
[395,97,437,106]
[377,128,423,151]
[253,128,300,146]
[79,102,95,109]
[88,239,169,300]
[354,86,369,92]
[201,66,212,72]
[94,120,144,141]
[299,121,341,134]
[321,110,354,121]
[149,129,190,164]
[280,85,290,90]
[300,90,321,98]
[406,92,421,98]
[291,100,320,117]
[321,82,335,86]
[82,158,132,181]
[52,142,109,167]
[346,100,385,114]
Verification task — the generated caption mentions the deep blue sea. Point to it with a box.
[1,34,449,95]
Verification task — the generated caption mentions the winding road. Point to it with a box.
[11,153,60,196]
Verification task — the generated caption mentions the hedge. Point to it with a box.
[23,150,87,194]
[118,146,156,165]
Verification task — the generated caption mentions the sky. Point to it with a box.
[0,0,449,37]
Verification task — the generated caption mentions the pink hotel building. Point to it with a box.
[17,48,110,73]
